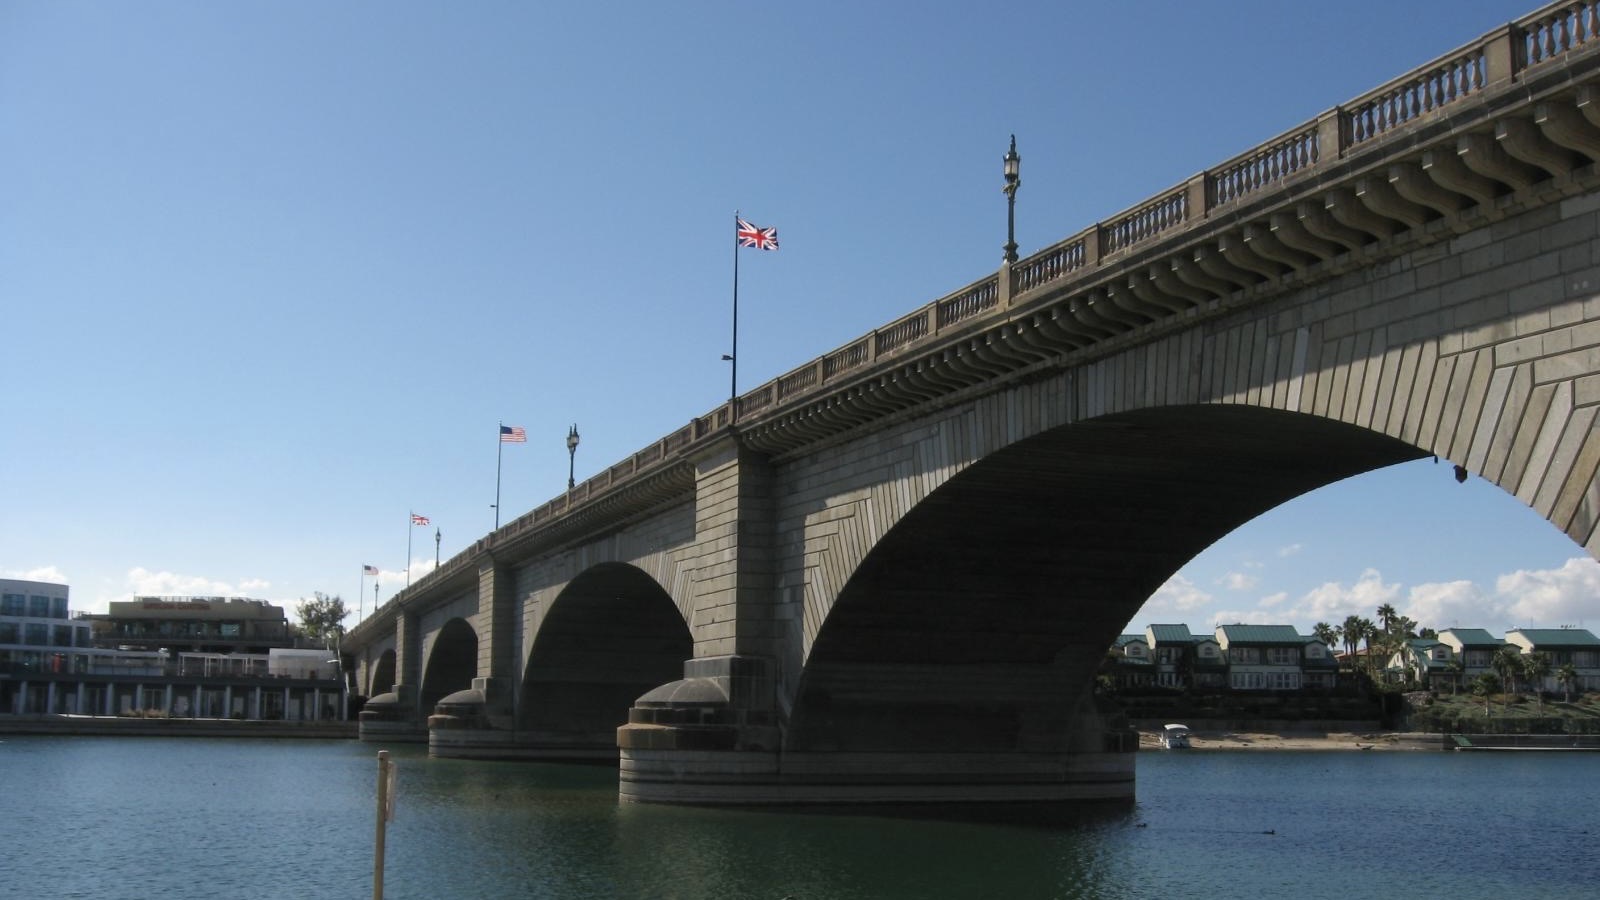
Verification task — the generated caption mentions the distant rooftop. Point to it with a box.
[1438,628,1504,647]
[1508,627,1600,647]
[1146,624,1192,644]
[1216,624,1304,645]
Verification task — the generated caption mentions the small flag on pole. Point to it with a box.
[736,218,778,250]
[500,425,526,443]
[411,513,430,526]
[363,564,379,575]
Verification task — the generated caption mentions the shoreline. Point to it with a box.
[1138,728,1440,751]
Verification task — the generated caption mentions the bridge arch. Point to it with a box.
[785,404,1426,753]
[367,649,396,698]
[419,618,478,716]
[518,562,692,757]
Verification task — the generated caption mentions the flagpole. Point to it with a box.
[494,421,504,530]
[406,512,414,588]
[730,210,739,405]
[358,568,365,627]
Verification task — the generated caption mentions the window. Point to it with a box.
[1267,647,1298,666]
[52,625,73,648]
[1228,647,1260,664]
[1,594,23,616]
[1124,644,1144,657]
[1305,643,1324,659]
[28,595,50,617]
[1231,672,1266,690]
[0,622,17,644]
[1270,672,1301,690]
[1198,644,1217,658]
[1575,651,1598,667]
[50,597,68,619]
[25,624,49,646]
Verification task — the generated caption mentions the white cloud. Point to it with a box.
[125,567,239,598]
[1403,580,1492,630]
[0,565,69,585]
[1219,571,1259,591]
[1212,608,1278,626]
[239,578,272,592]
[1259,591,1287,608]
[1134,574,1214,622]
[1497,557,1600,627]
[1277,543,1303,558]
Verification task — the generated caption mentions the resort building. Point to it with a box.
[1,582,346,721]
[1505,627,1600,692]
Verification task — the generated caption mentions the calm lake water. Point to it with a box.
[1,736,1595,899]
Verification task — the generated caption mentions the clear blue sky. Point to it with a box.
[5,0,1595,637]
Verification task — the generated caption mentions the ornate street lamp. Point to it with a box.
[566,424,580,489]
[434,526,441,568]
[1002,134,1021,263]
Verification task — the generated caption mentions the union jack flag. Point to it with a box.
[410,513,430,526]
[736,218,778,250]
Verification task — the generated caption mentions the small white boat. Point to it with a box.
[1160,724,1192,749]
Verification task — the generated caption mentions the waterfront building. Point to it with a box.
[1436,628,1508,682]
[1216,625,1312,691]
[1145,624,1193,688]
[1390,637,1455,691]
[1110,634,1154,688]
[83,596,294,654]
[1,583,345,721]
[1504,627,1600,692]
[0,578,92,678]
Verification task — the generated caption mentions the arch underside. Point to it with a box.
[368,649,396,697]
[518,562,691,752]
[788,404,1427,753]
[419,619,477,714]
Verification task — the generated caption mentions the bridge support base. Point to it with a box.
[617,747,1135,808]
[356,683,427,743]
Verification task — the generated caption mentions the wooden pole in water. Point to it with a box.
[373,750,391,900]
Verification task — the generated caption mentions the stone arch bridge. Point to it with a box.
[344,2,1600,808]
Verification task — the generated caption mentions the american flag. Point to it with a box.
[411,513,430,526]
[500,425,526,443]
[736,218,778,250]
[363,565,379,575]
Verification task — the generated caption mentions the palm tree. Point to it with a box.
[1445,658,1465,696]
[1472,672,1497,714]
[1340,614,1364,665]
[1357,617,1378,673]
[1313,622,1338,650]
[1491,648,1524,709]
[1557,662,1580,702]
[1471,672,1499,716]
[1522,652,1551,713]
[1376,603,1397,634]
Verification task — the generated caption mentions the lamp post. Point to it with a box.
[1002,134,1021,263]
[434,527,441,568]
[566,424,580,490]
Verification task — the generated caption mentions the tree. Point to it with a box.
[1340,614,1364,665]
[1445,658,1465,696]
[1376,603,1397,635]
[1491,648,1524,709]
[1313,622,1338,650]
[1470,672,1499,716]
[1557,662,1580,703]
[1522,652,1551,713]
[296,592,349,646]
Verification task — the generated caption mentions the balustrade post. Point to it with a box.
[998,261,1014,308]
[1485,24,1520,83]
[1083,226,1102,269]
[1182,173,1210,224]
[1316,109,1347,162]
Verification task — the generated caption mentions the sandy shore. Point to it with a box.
[1138,729,1439,751]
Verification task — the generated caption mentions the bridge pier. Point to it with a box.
[356,682,428,743]
[617,657,1136,808]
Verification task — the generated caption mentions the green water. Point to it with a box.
[1,737,1594,899]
